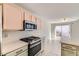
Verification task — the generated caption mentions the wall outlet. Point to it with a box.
[2,32,8,38]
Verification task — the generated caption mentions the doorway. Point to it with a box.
[55,25,70,40]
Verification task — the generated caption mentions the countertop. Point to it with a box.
[2,40,28,55]
[61,40,79,46]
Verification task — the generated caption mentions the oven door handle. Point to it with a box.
[30,40,41,44]
[30,42,41,48]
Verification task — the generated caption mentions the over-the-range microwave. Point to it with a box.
[23,20,37,31]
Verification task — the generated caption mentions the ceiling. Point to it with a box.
[18,3,79,23]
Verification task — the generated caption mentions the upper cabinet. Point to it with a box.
[24,9,37,23]
[24,10,32,21]
[3,4,24,30]
[2,4,43,31]
[31,16,37,23]
[37,18,44,31]
[37,18,41,30]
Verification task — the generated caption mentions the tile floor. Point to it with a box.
[42,40,61,56]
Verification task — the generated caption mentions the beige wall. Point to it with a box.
[71,20,79,41]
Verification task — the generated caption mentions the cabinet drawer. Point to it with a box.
[5,45,28,56]
[61,43,76,50]
[17,50,28,56]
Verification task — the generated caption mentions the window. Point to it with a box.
[55,25,70,40]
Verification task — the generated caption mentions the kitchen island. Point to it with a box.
[61,40,79,56]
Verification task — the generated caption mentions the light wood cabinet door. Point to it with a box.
[61,43,77,56]
[76,47,79,56]
[24,10,31,21]
[37,19,39,30]
[18,50,28,56]
[61,48,76,56]
[37,19,42,30]
[3,4,24,30]
[31,16,37,23]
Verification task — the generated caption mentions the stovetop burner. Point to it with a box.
[28,36,40,39]
[20,36,40,42]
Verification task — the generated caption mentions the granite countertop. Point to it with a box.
[2,40,28,55]
[61,40,79,46]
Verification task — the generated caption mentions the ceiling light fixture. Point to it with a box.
[64,18,66,21]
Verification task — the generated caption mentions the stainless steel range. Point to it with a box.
[20,36,41,56]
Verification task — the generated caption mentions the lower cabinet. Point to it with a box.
[61,43,77,56]
[76,47,79,56]
[3,45,28,56]
[77,50,79,56]
[61,48,76,56]
[17,50,28,56]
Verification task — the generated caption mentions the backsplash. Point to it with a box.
[2,20,51,45]
[2,30,42,44]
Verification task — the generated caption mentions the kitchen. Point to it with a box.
[0,3,79,56]
[1,3,50,56]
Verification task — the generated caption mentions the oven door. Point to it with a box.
[28,42,41,56]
